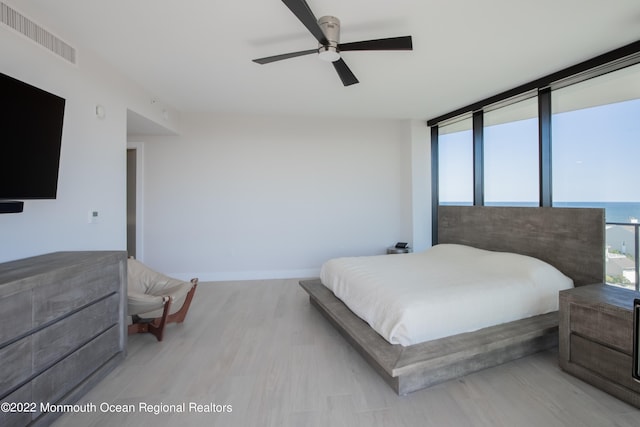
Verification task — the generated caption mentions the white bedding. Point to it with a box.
[319,244,573,346]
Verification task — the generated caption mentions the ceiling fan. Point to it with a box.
[253,0,413,86]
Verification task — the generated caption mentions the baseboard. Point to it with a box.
[168,268,320,282]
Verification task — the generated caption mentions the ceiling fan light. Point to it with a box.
[318,45,340,62]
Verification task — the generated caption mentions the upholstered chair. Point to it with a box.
[127,258,197,341]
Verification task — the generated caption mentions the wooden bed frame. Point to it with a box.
[299,206,605,395]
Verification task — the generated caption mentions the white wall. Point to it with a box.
[139,114,428,280]
[0,2,178,262]
[0,2,431,275]
[409,120,432,252]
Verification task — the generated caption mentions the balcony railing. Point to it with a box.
[606,221,640,291]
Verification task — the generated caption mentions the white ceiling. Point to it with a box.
[16,0,640,122]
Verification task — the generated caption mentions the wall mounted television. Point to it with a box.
[0,72,65,210]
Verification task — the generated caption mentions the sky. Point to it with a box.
[438,97,640,204]
[553,97,640,202]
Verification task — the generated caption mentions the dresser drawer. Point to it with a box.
[32,293,120,372]
[33,261,120,325]
[0,289,32,347]
[0,336,32,396]
[32,326,120,410]
[0,383,33,427]
[569,302,633,354]
[570,334,640,393]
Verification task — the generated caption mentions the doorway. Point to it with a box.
[127,148,136,258]
[126,142,144,259]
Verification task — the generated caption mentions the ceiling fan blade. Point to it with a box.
[281,0,328,45]
[339,36,413,52]
[332,58,359,86]
[253,49,317,64]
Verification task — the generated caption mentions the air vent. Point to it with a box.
[1,2,76,64]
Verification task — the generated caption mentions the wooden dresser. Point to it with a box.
[0,251,127,427]
[559,284,640,408]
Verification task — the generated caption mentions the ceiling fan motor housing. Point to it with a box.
[317,15,340,62]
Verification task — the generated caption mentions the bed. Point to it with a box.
[299,206,605,395]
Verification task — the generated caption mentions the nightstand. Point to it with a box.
[559,284,640,408]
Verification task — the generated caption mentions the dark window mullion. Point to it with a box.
[473,111,484,206]
[635,225,639,291]
[431,125,439,245]
[539,88,552,207]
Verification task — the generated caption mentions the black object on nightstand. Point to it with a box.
[387,242,412,254]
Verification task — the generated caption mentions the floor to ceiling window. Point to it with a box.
[484,96,539,206]
[428,41,640,290]
[552,63,640,289]
[438,118,473,205]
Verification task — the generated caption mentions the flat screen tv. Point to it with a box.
[0,72,65,200]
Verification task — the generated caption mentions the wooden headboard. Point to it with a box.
[437,206,605,287]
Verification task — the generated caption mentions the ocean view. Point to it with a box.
[442,202,640,224]
[553,202,640,224]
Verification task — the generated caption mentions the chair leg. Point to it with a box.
[127,322,147,335]
[148,298,172,342]
[128,298,172,342]
[128,279,197,341]
[166,279,198,324]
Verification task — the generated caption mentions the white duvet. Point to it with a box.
[320,244,573,346]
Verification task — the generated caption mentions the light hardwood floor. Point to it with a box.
[53,279,640,427]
